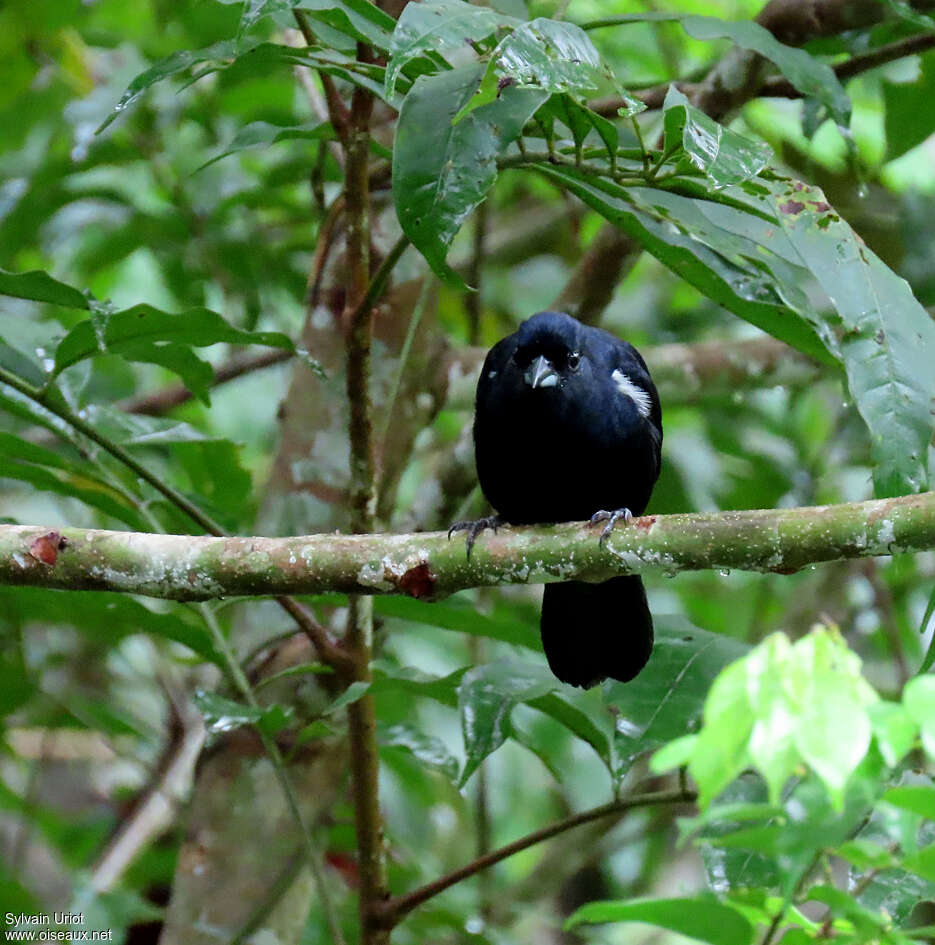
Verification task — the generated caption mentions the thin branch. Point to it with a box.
[293,10,351,146]
[587,19,935,118]
[0,365,226,537]
[370,787,696,929]
[760,30,935,99]
[5,491,935,599]
[119,348,292,416]
[444,335,822,411]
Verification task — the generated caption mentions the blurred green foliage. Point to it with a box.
[2,0,935,943]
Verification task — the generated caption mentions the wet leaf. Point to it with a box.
[682,16,850,129]
[393,63,548,287]
[663,87,771,189]
[566,897,754,945]
[764,174,935,496]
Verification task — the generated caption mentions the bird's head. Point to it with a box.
[511,311,583,390]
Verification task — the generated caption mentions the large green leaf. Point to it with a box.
[0,268,90,310]
[607,619,749,777]
[652,629,880,809]
[454,18,614,122]
[884,52,935,160]
[233,0,395,50]
[0,433,148,529]
[456,660,556,786]
[52,305,298,403]
[663,87,771,189]
[393,63,548,287]
[379,722,459,781]
[374,594,540,649]
[98,42,392,132]
[386,0,516,94]
[566,897,753,945]
[198,120,335,171]
[0,587,221,665]
[762,175,935,496]
[533,165,836,365]
[681,16,850,129]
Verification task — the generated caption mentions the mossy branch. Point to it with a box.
[3,491,934,600]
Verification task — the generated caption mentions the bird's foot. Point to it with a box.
[589,508,634,547]
[448,514,503,559]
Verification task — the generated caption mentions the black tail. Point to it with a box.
[540,576,653,688]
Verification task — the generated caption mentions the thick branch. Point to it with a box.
[444,335,822,410]
[4,492,934,600]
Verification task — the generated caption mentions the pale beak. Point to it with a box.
[524,355,559,389]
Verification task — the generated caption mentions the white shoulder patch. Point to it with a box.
[611,369,653,418]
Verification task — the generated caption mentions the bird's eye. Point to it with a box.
[567,352,580,371]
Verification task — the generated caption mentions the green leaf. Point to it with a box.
[526,690,614,771]
[393,63,548,287]
[194,691,295,734]
[324,680,371,714]
[0,267,91,310]
[884,52,935,160]
[198,120,335,171]
[662,87,771,189]
[884,0,935,29]
[804,884,892,935]
[379,722,459,780]
[454,18,610,122]
[99,42,392,132]
[0,433,148,529]
[870,701,918,767]
[763,175,935,497]
[906,676,935,759]
[536,94,619,161]
[259,0,395,50]
[652,628,879,810]
[0,587,221,664]
[883,785,935,820]
[98,40,242,132]
[565,897,754,945]
[386,0,516,95]
[374,594,540,649]
[52,305,298,401]
[834,838,898,870]
[371,662,466,707]
[533,164,835,365]
[681,16,850,129]
[457,660,556,786]
[608,619,749,776]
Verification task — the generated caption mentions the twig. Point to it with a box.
[119,348,292,416]
[761,30,935,99]
[370,787,696,928]
[90,686,205,892]
[465,201,488,344]
[589,27,935,118]
[293,10,351,146]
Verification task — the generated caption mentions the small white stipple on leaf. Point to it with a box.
[611,369,652,417]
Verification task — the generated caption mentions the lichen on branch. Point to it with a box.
[3,491,934,602]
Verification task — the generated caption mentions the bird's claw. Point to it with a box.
[589,507,633,547]
[448,514,502,559]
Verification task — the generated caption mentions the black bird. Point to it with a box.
[452,311,662,688]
